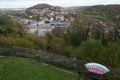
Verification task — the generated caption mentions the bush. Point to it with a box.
[73,39,104,62]
[0,37,15,46]
[0,36,35,49]
[23,35,46,50]
[34,53,41,62]
[0,15,20,37]
[104,42,120,67]
[14,38,35,48]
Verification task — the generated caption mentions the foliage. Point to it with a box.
[72,39,120,68]
[0,36,34,48]
[64,19,90,47]
[46,34,64,55]
[83,5,120,40]
[0,15,20,37]
[52,27,66,38]
[14,38,35,48]
[23,34,46,49]
[34,53,41,62]
[83,5,120,20]
[72,39,103,61]
[62,46,73,57]
[104,42,120,67]
[0,36,15,46]
[0,6,120,69]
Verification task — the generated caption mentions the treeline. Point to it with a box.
[83,5,120,20]
[0,14,120,68]
[83,5,120,32]
[0,15,45,49]
[64,19,120,68]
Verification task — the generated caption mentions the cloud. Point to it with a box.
[0,0,120,8]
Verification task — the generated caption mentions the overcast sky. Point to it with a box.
[0,0,120,8]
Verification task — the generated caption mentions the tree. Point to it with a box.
[23,34,46,50]
[72,39,120,68]
[0,15,20,37]
[45,33,67,55]
[104,42,120,67]
[64,19,90,47]
[72,39,104,62]
[52,27,66,38]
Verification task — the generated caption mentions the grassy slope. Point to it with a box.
[0,57,78,80]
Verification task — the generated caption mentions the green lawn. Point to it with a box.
[0,57,78,80]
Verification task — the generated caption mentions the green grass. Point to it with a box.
[0,57,78,80]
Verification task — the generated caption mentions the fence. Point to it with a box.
[0,46,120,80]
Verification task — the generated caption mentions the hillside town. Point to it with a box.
[9,6,118,39]
[15,8,75,36]
[0,2,120,80]
[1,4,119,39]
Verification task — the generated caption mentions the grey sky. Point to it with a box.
[0,0,120,8]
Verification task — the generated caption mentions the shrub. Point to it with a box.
[0,36,15,46]
[34,53,41,62]
[23,35,46,50]
[14,38,35,48]
[72,39,104,62]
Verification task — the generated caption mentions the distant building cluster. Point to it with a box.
[16,8,75,36]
